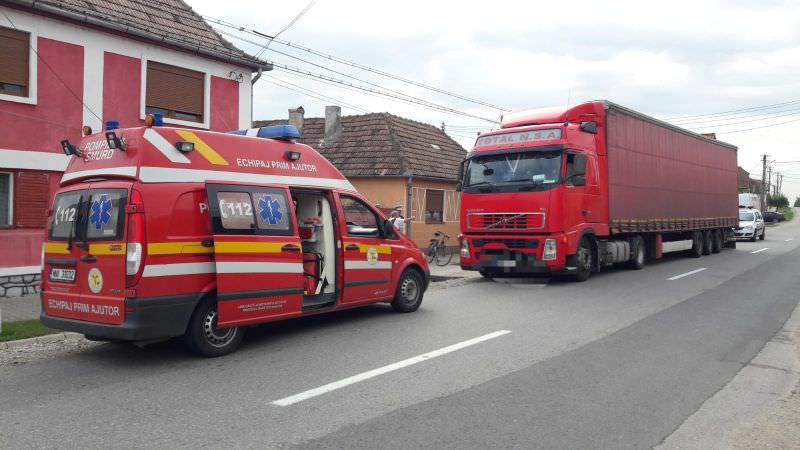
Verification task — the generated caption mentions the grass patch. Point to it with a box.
[779,207,794,222]
[0,319,58,342]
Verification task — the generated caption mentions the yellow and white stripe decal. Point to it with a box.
[89,243,126,255]
[344,243,392,254]
[217,262,302,274]
[345,261,392,270]
[214,241,286,254]
[148,242,213,255]
[143,262,215,277]
[137,166,356,191]
[175,130,229,165]
[44,242,70,254]
[143,128,191,164]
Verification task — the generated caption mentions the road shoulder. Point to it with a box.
[657,302,800,450]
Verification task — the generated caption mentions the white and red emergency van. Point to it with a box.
[40,120,429,356]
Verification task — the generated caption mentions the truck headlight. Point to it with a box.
[543,239,557,260]
[460,238,470,258]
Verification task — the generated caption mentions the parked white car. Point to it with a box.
[736,208,765,241]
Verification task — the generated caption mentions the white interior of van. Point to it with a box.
[292,192,336,296]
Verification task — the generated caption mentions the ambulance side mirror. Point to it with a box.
[382,219,398,239]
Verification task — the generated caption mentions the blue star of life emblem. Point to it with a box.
[258,195,283,225]
[90,194,113,230]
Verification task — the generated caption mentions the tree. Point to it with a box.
[794,197,800,207]
[768,194,789,209]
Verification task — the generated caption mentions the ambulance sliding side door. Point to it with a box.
[207,183,303,327]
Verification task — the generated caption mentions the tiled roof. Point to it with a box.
[7,0,269,70]
[254,113,468,181]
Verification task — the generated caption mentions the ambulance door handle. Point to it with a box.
[281,244,301,253]
[345,244,360,251]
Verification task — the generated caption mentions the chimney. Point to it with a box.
[324,105,342,144]
[288,106,305,132]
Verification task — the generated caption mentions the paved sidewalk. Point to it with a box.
[428,259,480,282]
[0,294,41,323]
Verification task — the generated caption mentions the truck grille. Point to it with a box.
[467,212,545,230]
[472,238,538,249]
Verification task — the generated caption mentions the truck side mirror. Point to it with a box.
[456,159,466,192]
[571,176,586,187]
[579,121,598,134]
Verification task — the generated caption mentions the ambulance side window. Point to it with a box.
[217,192,255,230]
[208,184,295,236]
[341,196,379,237]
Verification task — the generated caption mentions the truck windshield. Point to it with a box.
[464,150,562,192]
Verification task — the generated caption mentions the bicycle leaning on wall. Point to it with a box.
[427,231,453,266]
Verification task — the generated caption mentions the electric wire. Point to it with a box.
[666,99,800,121]
[715,116,800,135]
[263,75,369,113]
[254,0,320,58]
[671,107,800,126]
[685,109,800,130]
[202,14,512,112]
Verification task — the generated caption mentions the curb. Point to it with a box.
[0,332,84,351]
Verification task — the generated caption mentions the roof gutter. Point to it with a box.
[7,0,272,71]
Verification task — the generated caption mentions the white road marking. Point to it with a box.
[668,268,707,281]
[751,248,769,254]
[272,330,512,406]
[785,238,794,242]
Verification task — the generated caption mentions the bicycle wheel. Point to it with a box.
[426,242,437,263]
[435,244,453,266]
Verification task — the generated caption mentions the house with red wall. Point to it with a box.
[0,0,270,296]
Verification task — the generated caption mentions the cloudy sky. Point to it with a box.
[189,0,800,200]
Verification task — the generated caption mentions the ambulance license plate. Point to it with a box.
[50,268,76,282]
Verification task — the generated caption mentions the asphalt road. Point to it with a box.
[2,220,800,449]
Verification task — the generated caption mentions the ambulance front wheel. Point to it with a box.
[184,299,244,357]
[391,269,424,313]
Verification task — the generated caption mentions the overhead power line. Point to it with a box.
[666,99,800,121]
[202,14,511,112]
[671,107,800,126]
[686,109,800,130]
[254,0,320,58]
[263,74,369,114]
[716,116,800,135]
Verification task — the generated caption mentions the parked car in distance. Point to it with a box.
[736,208,765,241]
[763,211,785,223]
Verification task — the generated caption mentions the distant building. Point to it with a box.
[737,166,761,194]
[256,106,468,247]
[0,0,269,295]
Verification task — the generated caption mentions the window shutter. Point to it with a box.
[14,172,49,227]
[146,61,204,116]
[0,27,29,90]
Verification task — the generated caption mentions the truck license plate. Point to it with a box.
[50,268,76,282]
[494,260,516,268]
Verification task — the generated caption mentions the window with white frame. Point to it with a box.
[0,173,12,226]
[145,61,205,123]
[0,26,29,98]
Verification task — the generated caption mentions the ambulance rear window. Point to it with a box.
[50,191,84,240]
[49,188,126,241]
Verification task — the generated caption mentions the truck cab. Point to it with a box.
[41,121,429,356]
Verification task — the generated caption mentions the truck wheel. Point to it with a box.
[759,228,765,241]
[391,269,424,313]
[689,231,703,258]
[184,300,244,357]
[572,238,593,282]
[627,236,645,270]
[711,230,723,253]
[702,230,713,255]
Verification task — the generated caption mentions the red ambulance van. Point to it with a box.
[41,121,429,356]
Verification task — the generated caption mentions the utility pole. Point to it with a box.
[767,166,773,206]
[761,154,768,212]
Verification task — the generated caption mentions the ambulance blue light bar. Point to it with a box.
[227,125,302,140]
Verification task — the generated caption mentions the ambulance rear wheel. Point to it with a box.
[184,300,243,357]
[391,269,424,313]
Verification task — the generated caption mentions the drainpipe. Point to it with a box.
[404,170,414,238]
[250,68,262,127]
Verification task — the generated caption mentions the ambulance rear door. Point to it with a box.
[206,183,303,327]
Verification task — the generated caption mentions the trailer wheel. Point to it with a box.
[689,231,703,258]
[712,230,723,253]
[572,238,593,282]
[184,300,244,357]
[702,230,713,255]
[627,236,645,270]
[391,269,424,313]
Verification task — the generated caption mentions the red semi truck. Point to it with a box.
[458,100,738,281]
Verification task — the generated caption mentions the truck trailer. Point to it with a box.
[458,100,738,281]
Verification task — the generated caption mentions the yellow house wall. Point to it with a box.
[348,177,461,248]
